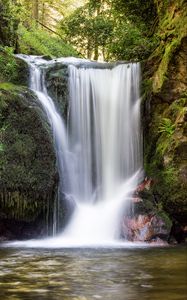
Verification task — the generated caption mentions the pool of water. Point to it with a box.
[0,245,186,300]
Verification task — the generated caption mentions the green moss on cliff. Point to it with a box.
[151,0,187,93]
[145,93,187,221]
[144,0,187,224]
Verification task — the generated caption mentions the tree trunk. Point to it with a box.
[87,37,92,59]
[94,40,99,61]
[42,3,45,25]
[33,0,39,22]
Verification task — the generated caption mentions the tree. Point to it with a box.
[0,0,19,47]
[18,0,83,30]
[61,1,113,60]
[60,0,157,61]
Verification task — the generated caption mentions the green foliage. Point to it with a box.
[61,3,113,59]
[18,0,82,29]
[0,47,18,82]
[18,25,78,57]
[111,0,157,25]
[61,0,158,61]
[169,97,187,117]
[107,21,158,61]
[0,0,19,47]
[158,118,175,136]
[0,0,80,57]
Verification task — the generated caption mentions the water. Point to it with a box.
[63,64,142,244]
[0,246,186,300]
[15,55,142,246]
[16,55,70,235]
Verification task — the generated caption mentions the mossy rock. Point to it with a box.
[0,49,29,85]
[45,64,69,119]
[0,83,57,230]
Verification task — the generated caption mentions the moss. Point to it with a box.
[0,48,29,86]
[143,1,187,224]
[0,85,57,224]
[153,39,181,92]
[0,47,18,83]
[45,65,69,119]
[168,97,187,117]
[0,82,24,92]
[156,207,172,229]
[150,0,187,93]
[144,94,187,221]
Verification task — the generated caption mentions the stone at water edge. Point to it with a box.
[121,214,170,243]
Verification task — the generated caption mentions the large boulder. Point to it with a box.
[0,83,58,239]
[122,214,169,243]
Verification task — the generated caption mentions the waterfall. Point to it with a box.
[15,56,143,247]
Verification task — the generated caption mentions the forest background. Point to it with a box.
[0,0,158,63]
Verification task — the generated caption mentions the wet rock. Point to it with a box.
[0,219,46,240]
[45,64,69,119]
[41,55,53,61]
[122,179,172,243]
[168,221,187,244]
[147,237,169,246]
[122,214,170,242]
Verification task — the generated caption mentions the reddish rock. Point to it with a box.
[122,214,169,242]
[135,177,154,193]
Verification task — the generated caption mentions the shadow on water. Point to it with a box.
[0,245,186,300]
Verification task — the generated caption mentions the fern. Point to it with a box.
[159,118,175,136]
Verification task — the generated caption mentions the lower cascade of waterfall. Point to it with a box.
[13,55,143,247]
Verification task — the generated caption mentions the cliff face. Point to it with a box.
[143,0,187,226]
[0,83,58,239]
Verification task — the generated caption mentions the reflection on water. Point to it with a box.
[0,246,186,300]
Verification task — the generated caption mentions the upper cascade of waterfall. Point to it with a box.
[12,55,143,247]
[16,54,137,69]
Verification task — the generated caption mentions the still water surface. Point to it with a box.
[0,246,186,300]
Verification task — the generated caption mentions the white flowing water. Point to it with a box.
[13,56,143,247]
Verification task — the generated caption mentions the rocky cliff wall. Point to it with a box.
[143,0,187,232]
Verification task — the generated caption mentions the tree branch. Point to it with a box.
[36,19,62,38]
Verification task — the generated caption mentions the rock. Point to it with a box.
[168,221,187,244]
[143,1,187,228]
[121,186,172,243]
[41,55,53,61]
[0,50,29,85]
[135,177,153,193]
[14,56,29,85]
[147,237,168,246]
[122,214,170,243]
[0,83,58,239]
[45,64,69,119]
